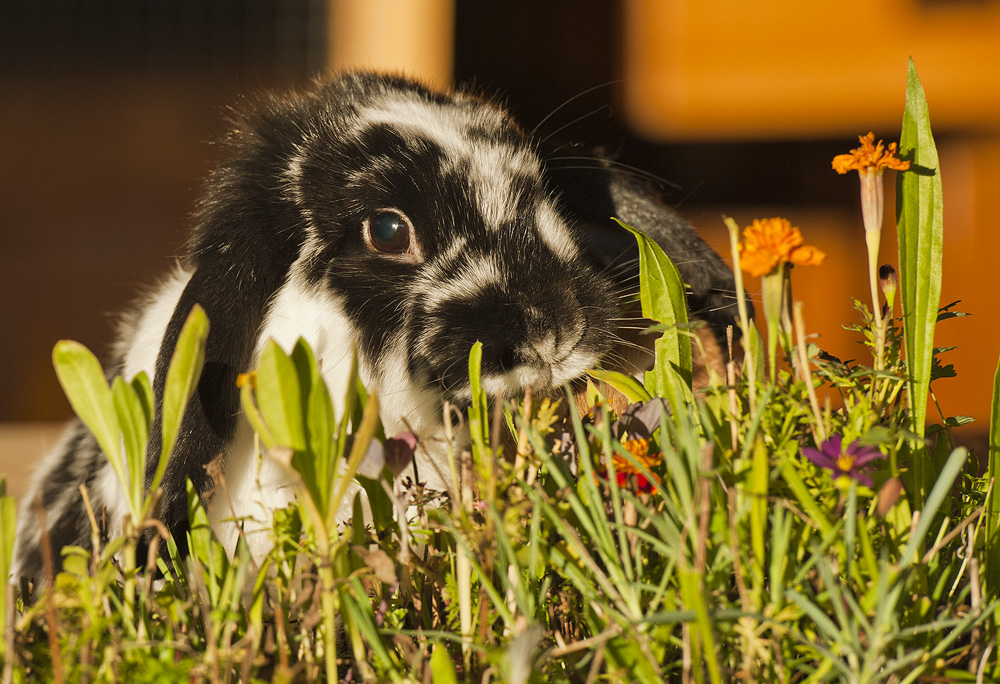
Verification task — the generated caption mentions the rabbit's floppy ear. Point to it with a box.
[545,158,746,345]
[144,108,309,554]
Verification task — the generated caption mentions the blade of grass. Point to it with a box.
[899,447,968,568]
[985,352,1000,600]
[679,569,723,684]
[0,488,14,659]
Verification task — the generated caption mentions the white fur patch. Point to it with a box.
[369,340,452,493]
[281,148,319,243]
[536,200,581,262]
[206,260,361,558]
[357,96,541,229]
[122,268,192,383]
[419,255,502,312]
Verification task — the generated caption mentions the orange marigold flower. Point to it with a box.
[832,132,910,175]
[738,217,826,278]
[596,437,663,493]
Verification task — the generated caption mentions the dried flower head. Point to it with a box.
[358,431,417,480]
[383,431,418,477]
[738,217,826,278]
[832,132,910,175]
[876,476,903,516]
[611,399,669,441]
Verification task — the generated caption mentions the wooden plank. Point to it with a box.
[623,0,1000,140]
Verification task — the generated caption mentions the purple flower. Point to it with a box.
[801,435,883,487]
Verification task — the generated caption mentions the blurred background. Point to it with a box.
[2,0,999,499]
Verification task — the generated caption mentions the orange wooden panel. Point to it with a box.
[623,0,1000,140]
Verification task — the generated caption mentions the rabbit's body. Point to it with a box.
[13,72,741,585]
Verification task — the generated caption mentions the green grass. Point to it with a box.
[3,61,999,684]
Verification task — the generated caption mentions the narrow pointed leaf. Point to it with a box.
[986,352,1000,599]
[586,368,652,404]
[0,489,15,655]
[158,304,209,477]
[896,58,943,442]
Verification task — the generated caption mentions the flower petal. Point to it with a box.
[832,154,860,174]
[850,446,883,468]
[789,244,826,268]
[849,471,874,488]
[802,446,837,470]
[821,434,843,459]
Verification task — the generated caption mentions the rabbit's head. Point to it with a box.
[246,73,617,411]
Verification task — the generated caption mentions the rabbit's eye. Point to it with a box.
[364,209,412,254]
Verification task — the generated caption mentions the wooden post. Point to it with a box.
[327,0,455,86]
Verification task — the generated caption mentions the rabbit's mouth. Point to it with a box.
[421,334,604,410]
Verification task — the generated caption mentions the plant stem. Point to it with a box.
[762,271,784,385]
[866,228,886,379]
[458,453,474,674]
[122,520,137,631]
[320,562,339,684]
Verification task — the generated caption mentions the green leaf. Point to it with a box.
[335,349,360,462]
[984,353,1000,600]
[131,372,154,436]
[185,478,226,604]
[290,341,323,501]
[899,446,968,568]
[468,341,489,452]
[896,58,943,445]
[586,368,652,404]
[112,375,148,518]
[430,643,459,684]
[329,392,381,530]
[52,340,123,481]
[256,340,307,452]
[357,473,395,530]
[158,304,209,481]
[615,220,692,398]
[747,320,765,389]
[301,341,336,509]
[0,487,15,657]
[679,569,723,684]
[750,438,768,569]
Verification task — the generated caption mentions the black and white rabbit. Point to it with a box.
[12,71,741,585]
